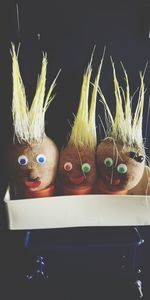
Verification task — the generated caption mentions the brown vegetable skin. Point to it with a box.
[58,144,96,195]
[96,140,145,194]
[7,135,59,199]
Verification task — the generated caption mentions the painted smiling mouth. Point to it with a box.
[69,175,85,185]
[24,179,41,188]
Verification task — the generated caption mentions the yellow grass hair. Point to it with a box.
[11,43,60,144]
[98,58,145,151]
[69,50,105,150]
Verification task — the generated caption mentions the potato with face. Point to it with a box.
[58,53,103,195]
[8,44,59,199]
[7,136,59,199]
[96,59,147,194]
[59,144,96,195]
[96,140,145,194]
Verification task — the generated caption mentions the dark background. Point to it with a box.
[0,0,150,194]
[0,0,150,147]
[0,0,150,299]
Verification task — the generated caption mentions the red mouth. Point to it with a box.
[105,175,121,186]
[24,180,41,188]
[69,176,85,185]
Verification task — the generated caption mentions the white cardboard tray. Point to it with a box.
[4,189,150,230]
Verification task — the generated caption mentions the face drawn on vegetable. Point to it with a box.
[97,140,145,193]
[7,44,59,199]
[59,50,105,195]
[96,59,146,194]
[8,136,58,196]
[59,144,96,194]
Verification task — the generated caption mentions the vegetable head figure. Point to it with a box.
[96,60,146,194]
[59,53,104,195]
[7,44,59,199]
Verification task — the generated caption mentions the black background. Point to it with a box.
[0,0,150,298]
[0,0,150,148]
[0,0,150,194]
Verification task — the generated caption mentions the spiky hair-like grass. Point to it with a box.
[98,58,146,151]
[69,49,105,150]
[11,43,60,144]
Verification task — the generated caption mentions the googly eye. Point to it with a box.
[129,151,136,159]
[18,155,28,166]
[104,157,113,167]
[36,154,46,164]
[117,163,127,174]
[129,151,144,163]
[81,163,91,173]
[64,162,72,171]
[136,155,144,163]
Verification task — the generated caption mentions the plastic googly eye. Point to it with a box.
[129,151,136,159]
[81,163,91,173]
[104,157,113,167]
[36,154,46,164]
[136,155,144,163]
[18,155,28,166]
[129,152,144,163]
[64,162,72,171]
[117,163,127,174]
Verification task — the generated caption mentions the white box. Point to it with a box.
[3,189,150,230]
